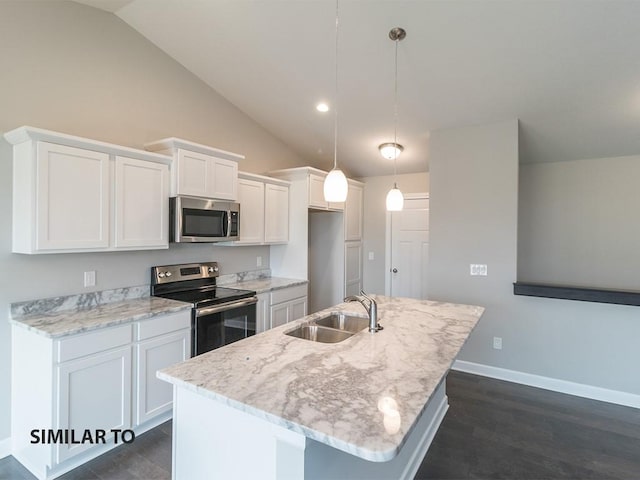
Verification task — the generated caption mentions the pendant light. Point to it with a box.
[385,27,406,212]
[323,0,349,203]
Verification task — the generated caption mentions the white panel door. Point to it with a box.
[176,149,212,197]
[56,346,132,463]
[114,156,169,249]
[270,303,289,329]
[237,178,265,244]
[36,142,110,250]
[265,183,289,243]
[289,297,307,322]
[390,197,429,299]
[135,329,189,426]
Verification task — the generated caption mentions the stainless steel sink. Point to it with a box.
[285,324,353,343]
[314,313,369,333]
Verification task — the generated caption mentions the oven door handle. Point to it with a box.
[195,296,258,317]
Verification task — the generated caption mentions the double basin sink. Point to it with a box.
[285,313,369,343]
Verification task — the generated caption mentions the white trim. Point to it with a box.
[0,437,10,459]
[452,360,640,409]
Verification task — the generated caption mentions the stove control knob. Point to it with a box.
[208,267,214,273]
[165,271,172,277]
[158,272,166,278]
[214,266,219,272]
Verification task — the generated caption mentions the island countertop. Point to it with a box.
[158,295,483,462]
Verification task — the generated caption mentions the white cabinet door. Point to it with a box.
[56,345,132,463]
[176,149,212,198]
[289,297,307,322]
[114,156,169,249]
[308,173,328,209]
[264,183,289,243]
[135,329,189,426]
[345,183,363,241]
[256,293,269,333]
[345,241,363,297]
[237,178,265,244]
[211,157,238,200]
[270,303,289,329]
[36,142,110,251]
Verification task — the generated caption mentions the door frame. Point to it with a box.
[385,193,429,296]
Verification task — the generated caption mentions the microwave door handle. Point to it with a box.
[226,210,232,238]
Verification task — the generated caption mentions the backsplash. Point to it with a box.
[10,269,272,318]
[10,285,149,318]
[217,268,271,286]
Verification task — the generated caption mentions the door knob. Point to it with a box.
[392,268,398,273]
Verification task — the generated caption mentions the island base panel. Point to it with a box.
[171,382,447,480]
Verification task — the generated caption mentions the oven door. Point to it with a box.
[193,297,257,356]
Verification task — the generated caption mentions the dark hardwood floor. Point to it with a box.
[2,371,639,479]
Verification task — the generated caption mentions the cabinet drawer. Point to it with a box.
[270,284,308,305]
[57,324,132,363]
[136,312,191,341]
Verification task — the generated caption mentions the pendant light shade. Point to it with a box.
[386,183,404,211]
[324,168,348,202]
[385,27,406,212]
[323,0,349,203]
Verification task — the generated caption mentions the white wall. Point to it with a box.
[428,119,640,399]
[0,1,308,445]
[359,173,429,294]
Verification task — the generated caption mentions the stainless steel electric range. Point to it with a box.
[150,262,257,356]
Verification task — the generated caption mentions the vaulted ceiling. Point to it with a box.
[75,0,640,177]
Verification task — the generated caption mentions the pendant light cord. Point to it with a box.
[393,34,399,183]
[333,0,339,171]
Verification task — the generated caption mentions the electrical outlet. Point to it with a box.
[493,336,502,350]
[470,264,488,276]
[368,251,375,261]
[256,256,262,267]
[84,271,96,287]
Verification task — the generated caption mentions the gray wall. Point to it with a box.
[519,155,640,290]
[0,1,307,443]
[360,172,429,295]
[428,119,640,397]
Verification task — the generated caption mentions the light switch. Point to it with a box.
[368,252,375,260]
[84,271,96,287]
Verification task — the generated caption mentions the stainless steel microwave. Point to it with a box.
[170,196,240,243]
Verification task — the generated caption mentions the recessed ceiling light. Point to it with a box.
[316,103,330,113]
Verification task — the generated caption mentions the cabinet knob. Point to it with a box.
[392,268,398,273]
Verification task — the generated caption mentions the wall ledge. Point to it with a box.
[452,360,640,409]
[513,282,640,306]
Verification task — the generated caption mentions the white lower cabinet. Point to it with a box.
[269,285,308,329]
[11,310,190,480]
[56,345,132,463]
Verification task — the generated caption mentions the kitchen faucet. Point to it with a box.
[344,290,382,333]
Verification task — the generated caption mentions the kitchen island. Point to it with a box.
[158,295,484,480]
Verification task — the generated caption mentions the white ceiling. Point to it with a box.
[77,0,640,177]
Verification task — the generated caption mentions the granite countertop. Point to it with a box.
[224,276,308,294]
[10,295,191,338]
[158,295,484,462]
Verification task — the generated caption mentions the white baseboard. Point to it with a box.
[0,437,10,459]
[452,360,640,409]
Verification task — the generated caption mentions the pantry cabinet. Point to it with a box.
[4,126,171,254]
[145,137,242,201]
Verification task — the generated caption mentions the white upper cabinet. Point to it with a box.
[270,167,344,211]
[308,173,328,209]
[237,177,265,244]
[265,183,289,243]
[114,156,169,249]
[145,137,242,201]
[35,142,110,251]
[233,172,289,245]
[344,180,363,241]
[4,126,171,254]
